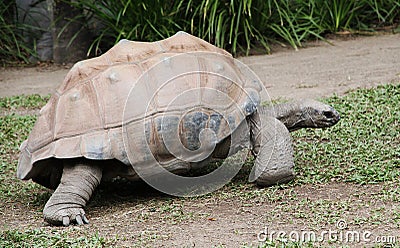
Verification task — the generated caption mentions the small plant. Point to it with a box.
[0,1,34,64]
[65,0,399,57]
[1,0,399,64]
[322,0,360,32]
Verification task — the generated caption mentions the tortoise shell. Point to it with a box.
[17,31,262,185]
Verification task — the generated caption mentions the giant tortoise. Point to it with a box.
[17,31,340,226]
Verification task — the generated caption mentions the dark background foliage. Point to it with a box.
[1,0,399,64]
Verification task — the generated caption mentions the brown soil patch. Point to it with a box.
[1,182,398,247]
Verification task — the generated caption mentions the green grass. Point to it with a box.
[0,229,111,248]
[0,114,43,204]
[0,94,50,109]
[0,95,51,204]
[293,84,399,185]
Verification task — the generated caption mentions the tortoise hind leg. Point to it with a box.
[43,159,102,226]
[248,112,295,186]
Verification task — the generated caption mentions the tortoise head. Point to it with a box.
[296,99,340,129]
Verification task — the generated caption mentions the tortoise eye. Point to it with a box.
[323,111,334,119]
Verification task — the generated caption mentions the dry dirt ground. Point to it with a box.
[1,33,399,100]
[0,34,399,247]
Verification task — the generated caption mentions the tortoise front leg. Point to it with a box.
[249,112,295,186]
[43,159,102,226]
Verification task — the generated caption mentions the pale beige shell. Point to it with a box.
[17,31,261,183]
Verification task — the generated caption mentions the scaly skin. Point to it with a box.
[248,100,340,185]
[249,112,295,186]
[43,159,102,226]
[261,99,340,131]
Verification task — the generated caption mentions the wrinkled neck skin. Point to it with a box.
[259,102,309,132]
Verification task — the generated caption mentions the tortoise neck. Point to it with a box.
[258,102,305,132]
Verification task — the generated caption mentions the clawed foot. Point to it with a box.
[41,160,103,226]
[44,206,89,226]
[255,171,295,186]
